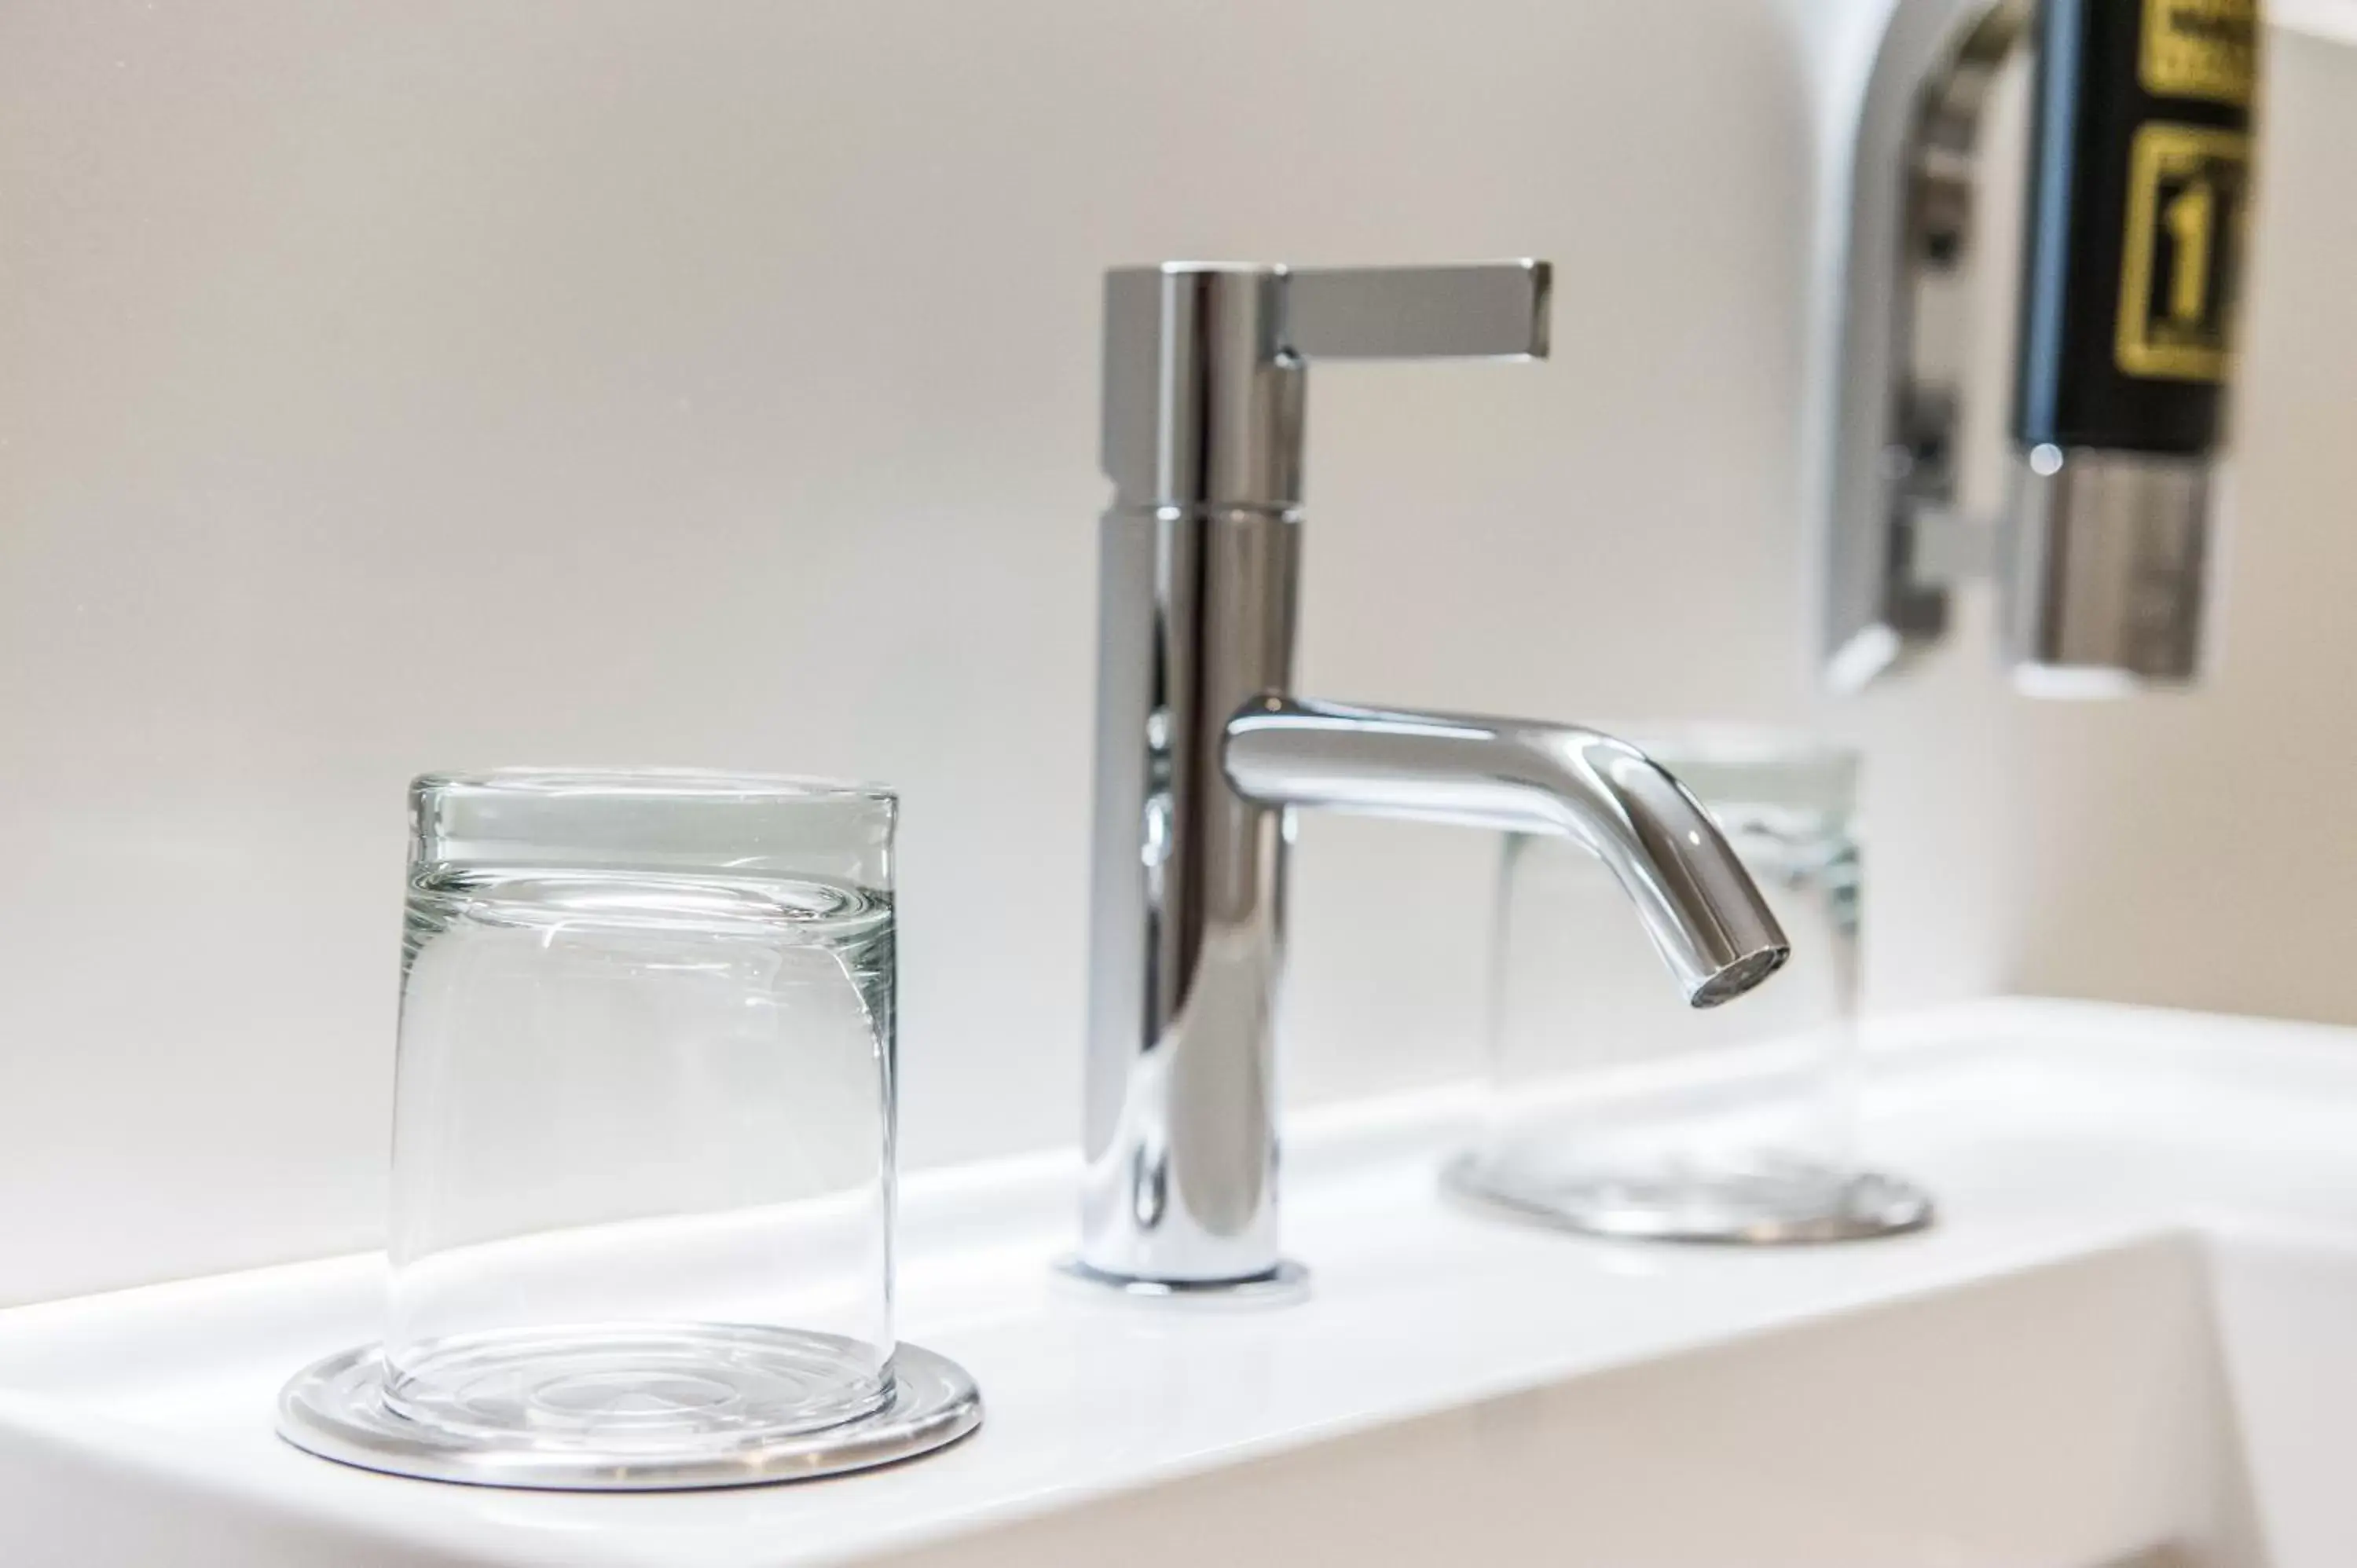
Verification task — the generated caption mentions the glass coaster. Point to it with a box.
[278,1338,981,1490]
[1443,1151,1934,1245]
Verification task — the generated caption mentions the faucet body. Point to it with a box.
[1077,262,1790,1291]
[1823,0,2256,694]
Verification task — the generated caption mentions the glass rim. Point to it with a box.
[1591,722,1855,771]
[1588,723,1857,816]
[410,767,896,806]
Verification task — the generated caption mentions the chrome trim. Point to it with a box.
[2006,446,2211,690]
[1055,1255,1311,1306]
[1824,0,2029,689]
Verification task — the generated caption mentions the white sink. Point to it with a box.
[889,1229,2357,1568]
[8,999,2357,1566]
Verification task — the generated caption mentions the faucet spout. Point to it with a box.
[1224,698,1789,1007]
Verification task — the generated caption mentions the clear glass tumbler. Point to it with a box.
[1449,730,1931,1243]
[384,769,900,1449]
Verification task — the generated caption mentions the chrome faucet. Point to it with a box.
[1075,260,1792,1295]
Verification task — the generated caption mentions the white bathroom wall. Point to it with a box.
[1,2,2352,1306]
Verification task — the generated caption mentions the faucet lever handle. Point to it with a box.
[1282,261,1551,362]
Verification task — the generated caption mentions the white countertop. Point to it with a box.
[8,997,2357,1566]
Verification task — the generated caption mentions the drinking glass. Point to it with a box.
[1448,731,1932,1243]
[280,768,979,1489]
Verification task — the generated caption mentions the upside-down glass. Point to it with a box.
[1449,731,1932,1243]
[378,768,902,1449]
[279,768,980,1486]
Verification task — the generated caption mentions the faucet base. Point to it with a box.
[1053,1256,1311,1308]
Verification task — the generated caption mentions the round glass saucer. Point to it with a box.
[277,1339,981,1490]
[1442,1151,1935,1244]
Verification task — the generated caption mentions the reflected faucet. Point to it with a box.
[1075,261,1791,1295]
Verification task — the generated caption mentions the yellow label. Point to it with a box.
[2141,0,2258,105]
[2117,123,2252,382]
